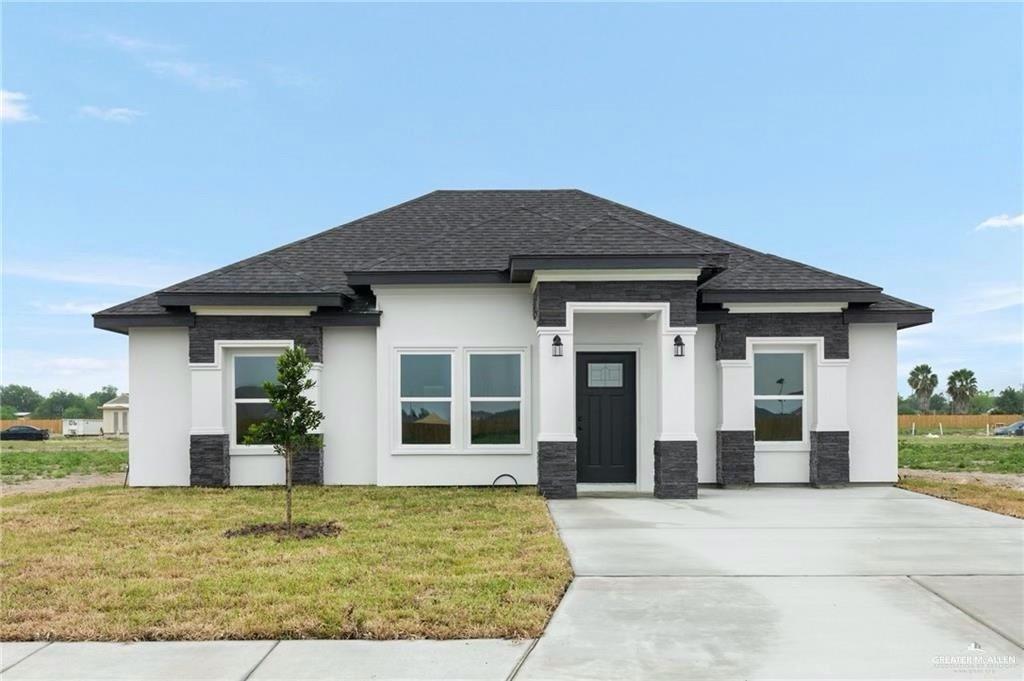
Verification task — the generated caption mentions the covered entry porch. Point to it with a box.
[535,300,699,499]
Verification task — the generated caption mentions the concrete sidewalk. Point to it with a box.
[0,639,533,680]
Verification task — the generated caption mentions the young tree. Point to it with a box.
[907,364,938,412]
[946,369,979,415]
[243,347,323,531]
[993,386,1024,415]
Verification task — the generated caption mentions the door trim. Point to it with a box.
[575,347,640,484]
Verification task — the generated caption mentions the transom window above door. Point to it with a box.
[754,352,805,443]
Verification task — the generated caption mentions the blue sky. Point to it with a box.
[2,2,1021,396]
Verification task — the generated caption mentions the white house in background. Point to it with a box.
[93,190,932,497]
[100,393,129,436]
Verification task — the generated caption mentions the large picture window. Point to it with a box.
[400,354,452,445]
[234,356,279,445]
[754,352,804,442]
[468,353,522,446]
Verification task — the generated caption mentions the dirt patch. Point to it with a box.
[224,520,343,540]
[899,467,1024,491]
[1,472,125,495]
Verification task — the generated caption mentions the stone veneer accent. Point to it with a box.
[537,441,577,499]
[188,316,323,363]
[715,313,848,360]
[190,434,230,487]
[809,431,850,487]
[533,281,697,327]
[292,441,324,485]
[716,430,755,487]
[654,440,698,499]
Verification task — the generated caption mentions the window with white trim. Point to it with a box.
[400,353,452,445]
[753,352,804,442]
[468,352,522,446]
[234,355,279,445]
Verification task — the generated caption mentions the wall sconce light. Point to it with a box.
[552,335,564,357]
[673,335,685,357]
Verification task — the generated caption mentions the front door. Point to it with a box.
[576,352,637,483]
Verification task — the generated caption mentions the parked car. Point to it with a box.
[992,420,1024,437]
[0,425,50,441]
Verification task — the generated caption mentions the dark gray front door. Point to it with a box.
[576,352,637,483]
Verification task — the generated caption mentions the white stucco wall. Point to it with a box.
[128,328,190,486]
[694,324,719,482]
[373,285,539,486]
[848,323,898,482]
[322,327,378,484]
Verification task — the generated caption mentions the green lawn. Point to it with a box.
[898,435,1024,474]
[1,437,128,483]
[0,486,572,641]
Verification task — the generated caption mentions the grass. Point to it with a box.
[897,477,1024,519]
[1,437,128,483]
[897,435,1024,474]
[0,485,572,641]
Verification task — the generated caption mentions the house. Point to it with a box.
[100,393,129,436]
[93,190,931,498]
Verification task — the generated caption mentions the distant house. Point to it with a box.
[101,394,129,436]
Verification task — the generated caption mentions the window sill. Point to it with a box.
[391,448,532,457]
[230,446,278,457]
[755,443,810,454]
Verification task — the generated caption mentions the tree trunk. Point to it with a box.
[285,447,293,531]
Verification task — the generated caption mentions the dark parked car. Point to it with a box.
[992,420,1024,436]
[0,425,50,441]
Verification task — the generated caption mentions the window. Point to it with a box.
[754,352,804,442]
[468,353,522,446]
[587,363,623,388]
[400,354,452,445]
[234,356,279,445]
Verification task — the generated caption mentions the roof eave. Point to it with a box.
[700,288,883,304]
[155,292,346,307]
[844,307,933,329]
[346,271,510,285]
[93,312,196,335]
[508,254,715,282]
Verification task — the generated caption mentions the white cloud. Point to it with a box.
[146,60,245,90]
[4,255,209,289]
[1,350,128,394]
[101,31,176,53]
[1,90,37,122]
[34,301,115,315]
[975,213,1024,231]
[79,105,144,123]
[950,282,1022,315]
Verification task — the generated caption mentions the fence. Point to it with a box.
[0,419,63,434]
[898,414,1023,432]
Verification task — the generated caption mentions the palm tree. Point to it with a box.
[907,364,938,412]
[946,369,979,414]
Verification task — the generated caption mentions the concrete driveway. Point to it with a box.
[517,486,1024,680]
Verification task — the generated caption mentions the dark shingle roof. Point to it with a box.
[95,189,928,324]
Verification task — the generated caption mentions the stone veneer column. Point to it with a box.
[190,434,229,486]
[292,440,324,485]
[809,432,850,486]
[716,354,756,486]
[655,325,698,498]
[536,328,577,499]
[810,360,850,486]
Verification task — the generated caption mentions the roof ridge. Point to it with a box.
[595,212,716,253]
[573,189,759,256]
